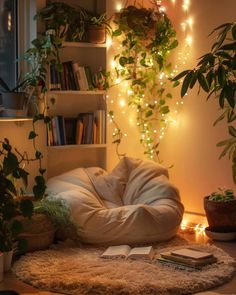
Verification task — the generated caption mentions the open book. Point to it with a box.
[101,245,154,260]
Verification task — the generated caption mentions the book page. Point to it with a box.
[127,246,154,259]
[101,245,131,258]
[171,248,213,260]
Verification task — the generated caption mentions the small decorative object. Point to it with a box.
[87,13,111,44]
[204,188,236,240]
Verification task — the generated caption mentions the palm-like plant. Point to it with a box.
[172,22,236,183]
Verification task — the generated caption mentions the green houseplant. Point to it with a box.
[204,188,236,235]
[172,22,236,183]
[34,1,89,42]
[87,13,111,44]
[0,138,46,269]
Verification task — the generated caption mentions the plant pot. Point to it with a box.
[1,92,28,117]
[87,25,106,44]
[0,253,3,281]
[204,196,236,232]
[3,250,13,272]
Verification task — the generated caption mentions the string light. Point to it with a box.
[108,0,193,159]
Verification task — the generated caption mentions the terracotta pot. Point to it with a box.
[204,196,236,232]
[87,25,106,44]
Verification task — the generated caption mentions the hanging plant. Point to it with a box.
[111,3,178,160]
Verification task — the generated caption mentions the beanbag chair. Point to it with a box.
[46,157,184,245]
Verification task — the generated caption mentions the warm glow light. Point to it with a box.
[116,3,122,11]
[186,35,193,45]
[119,99,126,108]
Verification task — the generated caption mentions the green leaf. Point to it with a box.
[166,93,172,99]
[20,199,34,218]
[35,151,42,159]
[28,131,37,140]
[228,126,236,137]
[217,65,226,86]
[213,111,226,126]
[3,152,19,175]
[219,41,236,51]
[112,29,122,37]
[219,89,225,108]
[172,70,191,82]
[145,110,153,117]
[160,106,170,114]
[119,56,127,67]
[18,168,29,187]
[197,73,209,92]
[181,71,193,97]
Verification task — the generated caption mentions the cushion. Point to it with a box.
[46,157,184,245]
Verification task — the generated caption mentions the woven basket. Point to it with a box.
[19,229,55,252]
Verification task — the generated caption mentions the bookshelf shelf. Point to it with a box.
[49,90,106,95]
[0,117,33,122]
[48,144,107,150]
[62,41,107,48]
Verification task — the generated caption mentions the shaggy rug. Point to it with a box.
[13,237,236,295]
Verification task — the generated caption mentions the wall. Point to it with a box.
[106,0,236,214]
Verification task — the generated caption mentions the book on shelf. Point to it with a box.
[64,117,77,145]
[101,245,154,260]
[158,248,217,270]
[49,64,61,91]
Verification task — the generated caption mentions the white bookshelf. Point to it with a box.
[44,0,108,178]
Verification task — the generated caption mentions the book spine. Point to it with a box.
[84,66,94,90]
[78,66,89,90]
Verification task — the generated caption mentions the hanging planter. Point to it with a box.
[111,3,178,160]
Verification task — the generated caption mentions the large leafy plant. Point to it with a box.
[0,138,46,252]
[172,22,236,183]
[111,5,178,160]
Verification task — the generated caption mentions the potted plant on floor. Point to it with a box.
[204,188,236,240]
[0,138,46,270]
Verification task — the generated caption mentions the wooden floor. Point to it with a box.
[0,232,236,295]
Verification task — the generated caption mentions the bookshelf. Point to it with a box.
[43,0,108,178]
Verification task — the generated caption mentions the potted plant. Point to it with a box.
[204,188,236,240]
[0,78,32,117]
[172,22,236,184]
[35,1,89,42]
[87,13,111,44]
[0,138,46,270]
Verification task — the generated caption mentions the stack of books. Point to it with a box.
[157,248,217,270]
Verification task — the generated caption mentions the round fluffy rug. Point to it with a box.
[13,237,236,295]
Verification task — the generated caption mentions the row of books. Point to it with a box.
[47,110,106,146]
[49,61,94,91]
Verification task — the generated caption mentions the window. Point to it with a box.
[0,0,17,89]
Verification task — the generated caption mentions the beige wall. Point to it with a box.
[107,0,236,214]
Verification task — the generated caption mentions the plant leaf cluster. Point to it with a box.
[208,188,235,202]
[112,5,178,159]
[172,22,236,183]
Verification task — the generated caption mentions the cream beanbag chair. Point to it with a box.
[47,157,184,245]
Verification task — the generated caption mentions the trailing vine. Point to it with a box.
[111,3,178,160]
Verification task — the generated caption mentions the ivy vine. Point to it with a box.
[111,4,178,160]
